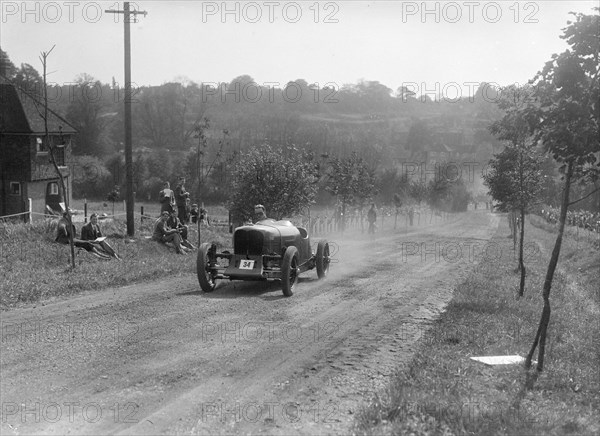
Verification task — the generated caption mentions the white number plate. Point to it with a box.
[239,260,255,270]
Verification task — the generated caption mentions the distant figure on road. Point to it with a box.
[159,181,175,214]
[367,203,377,235]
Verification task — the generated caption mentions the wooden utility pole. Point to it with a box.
[105,2,147,237]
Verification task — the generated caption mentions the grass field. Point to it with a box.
[354,215,600,435]
[0,200,449,309]
[0,216,231,310]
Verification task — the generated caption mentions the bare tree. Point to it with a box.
[39,46,76,268]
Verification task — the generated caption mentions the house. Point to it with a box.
[0,83,77,220]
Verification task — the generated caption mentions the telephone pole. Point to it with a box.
[105,2,147,237]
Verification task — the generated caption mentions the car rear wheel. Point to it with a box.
[197,243,217,292]
[316,240,330,279]
[281,246,298,297]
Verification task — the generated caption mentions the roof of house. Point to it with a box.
[0,83,76,134]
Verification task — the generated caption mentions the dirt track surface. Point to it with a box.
[1,211,499,435]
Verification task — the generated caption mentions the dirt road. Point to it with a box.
[1,211,499,435]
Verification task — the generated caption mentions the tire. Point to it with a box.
[197,243,217,292]
[316,240,330,279]
[281,246,298,297]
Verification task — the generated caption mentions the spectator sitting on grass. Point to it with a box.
[80,213,121,260]
[190,203,199,224]
[167,210,195,250]
[152,211,189,255]
[55,212,112,259]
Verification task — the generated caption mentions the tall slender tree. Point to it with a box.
[524,10,600,373]
[485,85,543,297]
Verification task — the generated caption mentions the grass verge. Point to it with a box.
[354,215,600,435]
[0,217,231,310]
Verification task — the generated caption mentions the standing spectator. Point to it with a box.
[152,211,189,255]
[174,177,190,223]
[367,203,377,235]
[80,213,121,260]
[159,181,175,214]
[184,198,192,224]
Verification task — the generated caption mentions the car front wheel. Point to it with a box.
[316,240,330,279]
[281,246,298,297]
[197,243,217,292]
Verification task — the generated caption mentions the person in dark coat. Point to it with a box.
[80,213,121,260]
[55,212,112,259]
[174,177,190,223]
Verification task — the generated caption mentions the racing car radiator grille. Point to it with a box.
[234,229,264,255]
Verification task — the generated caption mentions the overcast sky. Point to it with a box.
[1,1,597,96]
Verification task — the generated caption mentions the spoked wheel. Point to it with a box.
[197,243,217,292]
[316,240,330,279]
[281,246,298,297]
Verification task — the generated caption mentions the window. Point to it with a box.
[9,182,21,195]
[55,145,66,166]
[48,182,59,195]
[36,137,48,153]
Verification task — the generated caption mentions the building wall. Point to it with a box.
[30,135,72,181]
[0,134,73,218]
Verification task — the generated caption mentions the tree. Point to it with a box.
[406,119,433,152]
[0,47,17,78]
[71,155,112,198]
[37,46,76,268]
[524,11,600,373]
[66,74,112,156]
[485,85,544,297]
[14,63,43,97]
[228,144,319,223]
[324,152,377,230]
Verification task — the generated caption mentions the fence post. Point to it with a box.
[84,200,88,223]
[28,198,32,224]
[140,206,144,224]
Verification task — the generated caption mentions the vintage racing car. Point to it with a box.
[196,218,331,296]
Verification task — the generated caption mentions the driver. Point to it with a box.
[254,204,268,222]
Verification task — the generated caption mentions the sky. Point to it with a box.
[1,1,597,97]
